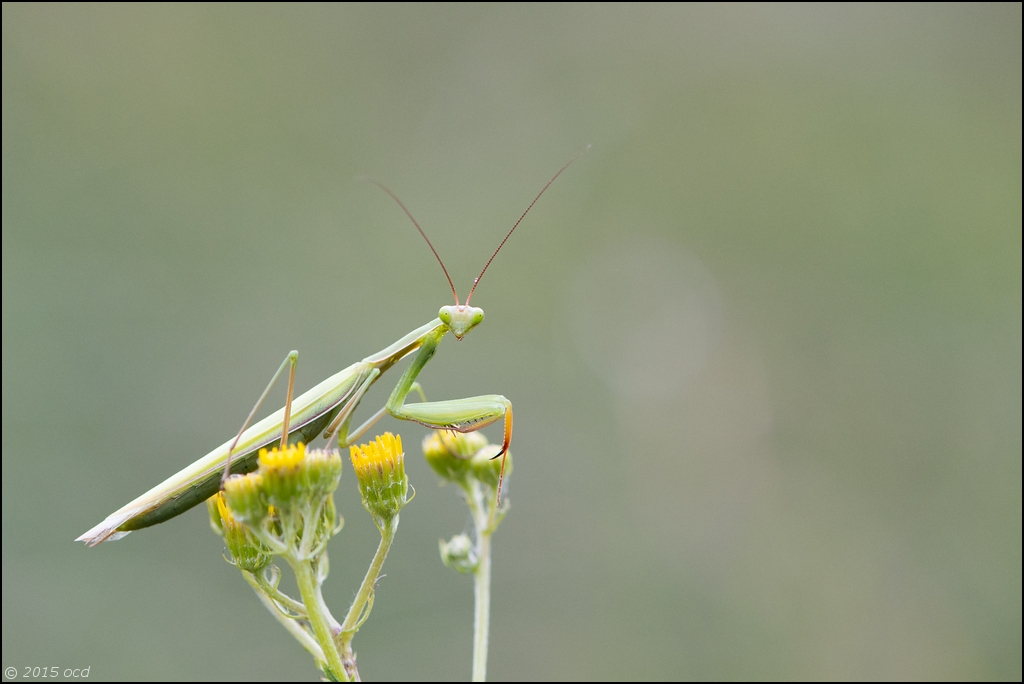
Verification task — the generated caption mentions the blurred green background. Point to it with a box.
[2,4,1020,681]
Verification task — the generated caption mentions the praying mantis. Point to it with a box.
[77,150,585,546]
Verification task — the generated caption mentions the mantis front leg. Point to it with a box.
[384,329,514,496]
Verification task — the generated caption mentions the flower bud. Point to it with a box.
[422,431,487,483]
[439,533,478,574]
[208,492,273,573]
[470,444,512,492]
[302,447,344,501]
[222,472,270,526]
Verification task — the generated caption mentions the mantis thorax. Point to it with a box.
[439,305,484,340]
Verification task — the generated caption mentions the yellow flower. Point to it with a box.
[350,432,402,477]
[259,442,307,471]
[349,433,409,524]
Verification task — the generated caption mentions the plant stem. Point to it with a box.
[472,522,492,682]
[338,516,398,675]
[288,555,348,681]
[466,480,495,682]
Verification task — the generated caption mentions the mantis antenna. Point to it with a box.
[466,144,591,305]
[359,177,461,306]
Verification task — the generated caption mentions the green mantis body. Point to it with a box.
[77,151,583,546]
[77,309,506,545]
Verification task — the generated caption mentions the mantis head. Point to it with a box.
[439,305,484,340]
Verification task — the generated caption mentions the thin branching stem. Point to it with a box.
[338,516,399,679]
[287,555,348,681]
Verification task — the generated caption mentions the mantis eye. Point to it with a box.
[439,307,453,325]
